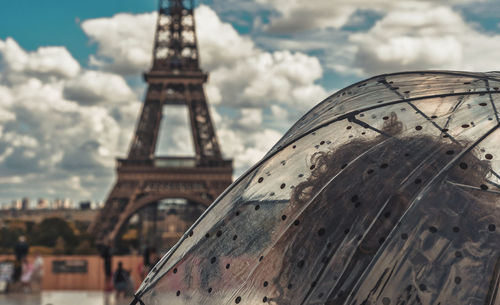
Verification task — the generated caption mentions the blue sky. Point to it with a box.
[0,1,156,66]
[0,0,500,205]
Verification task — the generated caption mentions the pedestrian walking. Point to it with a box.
[113,261,130,299]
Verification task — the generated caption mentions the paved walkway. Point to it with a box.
[0,291,131,305]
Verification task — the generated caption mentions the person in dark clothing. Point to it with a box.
[100,245,112,277]
[99,243,113,291]
[143,246,150,270]
[14,236,29,262]
[113,261,130,299]
[13,236,29,281]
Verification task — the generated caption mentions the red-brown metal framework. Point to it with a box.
[90,0,233,244]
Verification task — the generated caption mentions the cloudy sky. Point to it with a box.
[0,0,500,205]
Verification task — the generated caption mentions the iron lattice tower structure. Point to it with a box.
[91,0,233,244]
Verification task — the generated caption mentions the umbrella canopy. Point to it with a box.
[131,71,500,305]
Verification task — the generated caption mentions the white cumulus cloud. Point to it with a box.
[81,12,156,74]
[64,70,135,105]
[0,38,80,83]
[347,4,500,75]
[0,37,141,202]
[247,0,500,77]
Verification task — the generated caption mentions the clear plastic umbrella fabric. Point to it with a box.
[132,71,500,305]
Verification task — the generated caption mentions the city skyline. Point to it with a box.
[1,0,500,202]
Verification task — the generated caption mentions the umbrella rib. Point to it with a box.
[302,141,454,304]
[405,100,459,145]
[485,254,500,305]
[222,137,397,305]
[490,169,500,181]
[296,136,401,305]
[349,116,393,138]
[274,71,500,157]
[343,123,499,304]
[485,79,500,124]
[445,180,500,194]
[362,78,460,144]
[330,71,500,101]
[277,91,500,157]
[443,94,466,131]
[378,78,405,100]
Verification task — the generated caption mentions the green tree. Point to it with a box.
[30,218,77,250]
[74,240,96,255]
[0,226,23,252]
[25,221,35,235]
[53,236,67,255]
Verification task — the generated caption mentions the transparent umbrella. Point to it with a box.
[131,71,500,305]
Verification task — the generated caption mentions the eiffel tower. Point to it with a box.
[91,0,233,245]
